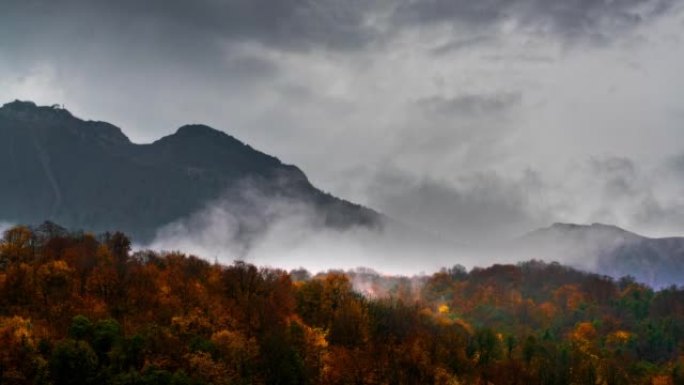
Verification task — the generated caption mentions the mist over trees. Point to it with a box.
[2,224,684,384]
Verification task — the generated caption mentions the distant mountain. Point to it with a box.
[0,100,380,242]
[510,223,684,287]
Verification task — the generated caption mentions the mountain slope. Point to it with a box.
[511,223,684,287]
[0,100,380,241]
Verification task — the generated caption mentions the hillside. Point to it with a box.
[511,223,684,288]
[0,100,380,242]
[2,226,684,384]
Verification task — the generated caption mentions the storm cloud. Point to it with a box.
[1,0,684,252]
[393,0,677,43]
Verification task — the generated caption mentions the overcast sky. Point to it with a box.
[2,0,684,243]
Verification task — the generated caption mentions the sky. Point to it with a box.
[2,0,684,244]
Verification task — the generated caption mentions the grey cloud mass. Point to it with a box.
[2,0,676,56]
[1,0,378,53]
[366,169,552,243]
[416,93,522,117]
[1,0,684,251]
[393,0,677,43]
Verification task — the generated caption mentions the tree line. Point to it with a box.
[1,223,684,384]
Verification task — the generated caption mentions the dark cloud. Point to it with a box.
[0,1,286,95]
[393,0,676,43]
[2,0,673,63]
[416,93,521,117]
[1,0,377,54]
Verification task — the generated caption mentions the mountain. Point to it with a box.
[6,100,684,285]
[0,100,380,242]
[510,222,684,288]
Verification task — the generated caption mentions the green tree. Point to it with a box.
[49,340,98,385]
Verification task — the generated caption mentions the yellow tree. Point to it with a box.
[0,226,35,266]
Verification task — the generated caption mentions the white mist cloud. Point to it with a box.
[0,222,14,236]
[145,182,485,275]
[143,149,684,276]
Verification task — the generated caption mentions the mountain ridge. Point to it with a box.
[0,100,381,242]
[509,222,684,288]
[4,100,684,286]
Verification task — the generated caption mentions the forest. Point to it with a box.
[2,222,684,385]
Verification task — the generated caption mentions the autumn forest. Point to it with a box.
[2,223,684,385]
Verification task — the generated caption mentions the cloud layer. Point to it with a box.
[2,0,684,251]
[147,180,470,275]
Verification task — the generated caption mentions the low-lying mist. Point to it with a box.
[143,183,606,278]
[144,183,504,276]
[140,178,684,290]
[0,222,13,236]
